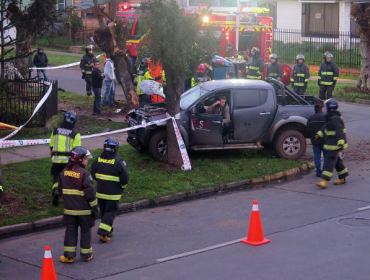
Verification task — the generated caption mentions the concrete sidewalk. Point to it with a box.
[0,132,128,165]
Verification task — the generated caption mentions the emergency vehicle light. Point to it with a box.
[221,27,225,32]
[203,16,209,23]
[226,32,229,40]
[118,3,139,11]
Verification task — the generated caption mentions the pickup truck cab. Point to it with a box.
[126,79,317,160]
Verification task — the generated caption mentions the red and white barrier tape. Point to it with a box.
[30,54,103,70]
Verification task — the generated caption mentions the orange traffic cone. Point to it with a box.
[41,246,57,280]
[241,200,270,246]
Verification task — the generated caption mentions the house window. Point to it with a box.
[57,0,65,10]
[302,3,339,36]
[258,2,277,29]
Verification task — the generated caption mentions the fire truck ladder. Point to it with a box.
[264,29,273,60]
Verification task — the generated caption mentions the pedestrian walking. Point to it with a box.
[92,61,104,115]
[103,56,115,106]
[80,45,96,97]
[318,52,339,100]
[50,111,81,206]
[307,100,327,177]
[57,146,97,263]
[33,47,49,81]
[291,54,310,95]
[90,138,129,243]
[246,47,265,80]
[315,98,349,189]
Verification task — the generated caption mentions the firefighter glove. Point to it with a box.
[315,134,320,140]
[92,206,99,220]
[52,193,59,207]
[82,74,86,80]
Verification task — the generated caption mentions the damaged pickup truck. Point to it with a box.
[125,78,317,160]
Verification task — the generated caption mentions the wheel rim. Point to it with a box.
[282,136,301,156]
[157,138,168,157]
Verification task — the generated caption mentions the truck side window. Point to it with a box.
[128,17,135,35]
[233,89,267,108]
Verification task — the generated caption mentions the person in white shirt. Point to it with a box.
[103,56,116,106]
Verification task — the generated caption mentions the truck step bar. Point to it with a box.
[190,143,261,151]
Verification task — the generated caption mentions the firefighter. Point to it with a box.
[227,49,243,60]
[315,98,348,189]
[136,58,151,106]
[50,111,81,206]
[90,138,129,243]
[291,54,310,95]
[80,45,97,97]
[191,64,211,87]
[58,146,97,263]
[318,52,339,100]
[266,53,283,80]
[246,47,265,80]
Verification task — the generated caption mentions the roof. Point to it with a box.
[201,79,273,91]
[74,0,113,10]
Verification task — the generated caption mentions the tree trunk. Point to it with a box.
[165,68,184,168]
[357,34,370,88]
[15,40,31,78]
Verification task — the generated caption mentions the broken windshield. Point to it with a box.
[180,85,209,110]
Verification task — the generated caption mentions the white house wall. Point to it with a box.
[276,1,301,30]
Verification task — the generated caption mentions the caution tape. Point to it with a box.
[30,54,103,70]
[0,81,53,141]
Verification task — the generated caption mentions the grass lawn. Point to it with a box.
[309,72,358,80]
[0,146,306,227]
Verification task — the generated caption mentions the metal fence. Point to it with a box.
[273,29,361,69]
[0,78,58,127]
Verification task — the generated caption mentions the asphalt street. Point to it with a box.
[0,102,370,280]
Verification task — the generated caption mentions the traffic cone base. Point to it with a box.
[241,237,270,246]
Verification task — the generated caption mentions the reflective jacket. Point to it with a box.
[90,151,129,201]
[80,54,96,76]
[136,70,145,95]
[50,126,81,164]
[246,55,265,79]
[58,162,97,216]
[191,74,211,87]
[291,63,310,87]
[316,110,348,151]
[318,61,339,86]
[266,62,283,79]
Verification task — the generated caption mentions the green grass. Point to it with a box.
[0,146,305,227]
[309,72,358,80]
[58,91,96,106]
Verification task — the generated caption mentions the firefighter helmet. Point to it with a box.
[251,47,260,55]
[139,58,148,71]
[70,146,93,163]
[269,53,278,60]
[196,64,206,73]
[324,51,333,59]
[296,54,305,61]
[104,137,119,153]
[85,45,93,53]
[64,111,77,125]
[325,98,339,111]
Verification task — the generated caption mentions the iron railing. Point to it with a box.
[0,78,58,127]
[273,29,361,69]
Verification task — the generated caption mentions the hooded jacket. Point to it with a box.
[104,58,116,82]
[33,47,48,68]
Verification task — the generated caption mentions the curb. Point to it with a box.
[0,162,314,239]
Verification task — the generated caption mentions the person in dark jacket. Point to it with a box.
[246,47,265,80]
[58,146,97,263]
[291,54,310,95]
[90,138,129,243]
[306,100,327,177]
[266,53,283,80]
[33,47,49,81]
[91,61,104,115]
[80,45,97,97]
[191,64,211,87]
[318,52,339,100]
[315,98,348,189]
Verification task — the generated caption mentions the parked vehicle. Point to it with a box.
[125,78,317,160]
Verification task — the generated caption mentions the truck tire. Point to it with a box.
[274,130,306,159]
[149,130,167,161]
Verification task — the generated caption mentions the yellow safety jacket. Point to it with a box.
[50,127,81,164]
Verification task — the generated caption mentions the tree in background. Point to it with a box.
[139,0,216,167]
[64,13,83,45]
[351,2,370,88]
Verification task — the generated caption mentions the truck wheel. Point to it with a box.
[149,130,167,161]
[274,130,306,159]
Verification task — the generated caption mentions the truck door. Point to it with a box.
[232,88,275,141]
[189,95,224,146]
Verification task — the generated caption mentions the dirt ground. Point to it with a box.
[344,87,370,94]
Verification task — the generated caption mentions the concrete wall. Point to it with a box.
[276,1,301,30]
[339,1,351,33]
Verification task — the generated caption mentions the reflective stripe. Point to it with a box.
[294,83,305,86]
[96,173,120,182]
[268,73,278,76]
[81,69,86,73]
[325,130,336,136]
[322,171,333,178]
[343,143,348,149]
[63,189,85,196]
[322,72,334,75]
[343,128,346,133]
[337,139,345,145]
[296,73,305,77]
[290,78,294,82]
[121,184,127,189]
[338,168,348,175]
[89,199,98,207]
[52,182,58,190]
[85,71,92,74]
[64,246,76,252]
[81,247,92,254]
[320,81,333,85]
[96,192,121,200]
[247,75,261,79]
[249,66,260,70]
[333,77,338,80]
[317,131,324,138]
[64,209,92,215]
[324,144,340,150]
[0,185,3,191]
[99,223,112,232]
[304,79,309,82]
[318,76,321,79]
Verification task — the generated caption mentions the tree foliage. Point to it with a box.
[139,0,217,167]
